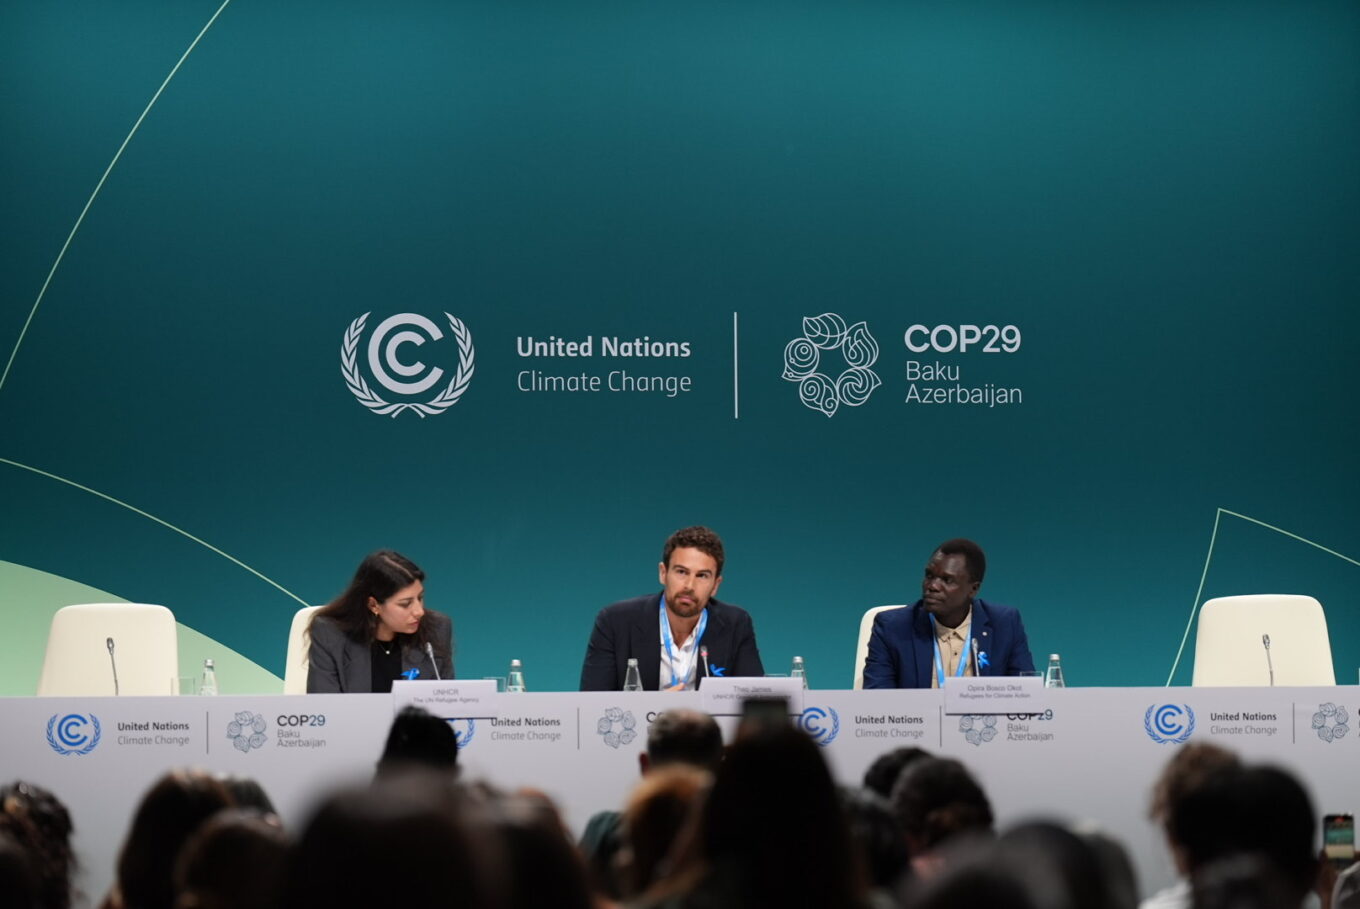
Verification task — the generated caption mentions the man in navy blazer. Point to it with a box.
[863,538,1034,688]
[580,526,764,690]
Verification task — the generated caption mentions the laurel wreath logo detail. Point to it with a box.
[46,713,101,755]
[782,312,881,417]
[341,312,475,418]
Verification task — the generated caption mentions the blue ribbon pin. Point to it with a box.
[711,665,727,677]
[400,668,421,680]
[977,652,989,669]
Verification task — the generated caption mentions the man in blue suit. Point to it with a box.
[863,538,1034,688]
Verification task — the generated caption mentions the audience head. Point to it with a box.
[1172,764,1316,906]
[619,765,711,899]
[483,790,594,909]
[696,724,863,908]
[996,821,1121,909]
[643,709,723,774]
[840,787,909,891]
[285,773,490,909]
[0,830,39,909]
[376,706,459,779]
[1192,854,1301,909]
[114,770,233,909]
[890,756,994,856]
[173,810,288,909]
[1150,743,1241,849]
[0,781,76,909]
[215,776,277,817]
[862,746,930,800]
[906,845,1045,909]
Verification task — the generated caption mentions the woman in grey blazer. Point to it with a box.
[307,550,454,693]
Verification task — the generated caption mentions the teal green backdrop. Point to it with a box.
[2,0,1357,693]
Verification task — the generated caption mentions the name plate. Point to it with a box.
[392,680,500,719]
[700,677,805,716]
[943,676,1049,715]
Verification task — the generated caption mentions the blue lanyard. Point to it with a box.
[930,614,973,688]
[660,596,708,688]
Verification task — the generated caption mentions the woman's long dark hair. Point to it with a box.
[311,550,439,650]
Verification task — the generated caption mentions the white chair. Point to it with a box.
[1191,594,1335,686]
[283,605,322,694]
[37,603,179,696]
[853,605,906,689]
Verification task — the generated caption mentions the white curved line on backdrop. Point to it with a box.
[0,0,235,396]
[0,457,309,608]
[1164,508,1360,686]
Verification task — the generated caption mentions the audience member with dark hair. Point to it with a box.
[862,747,931,800]
[375,705,460,779]
[904,844,1046,909]
[642,708,725,773]
[103,770,233,909]
[1143,743,1242,909]
[840,787,910,898]
[1172,765,1316,909]
[1193,854,1301,909]
[997,821,1122,909]
[173,810,288,909]
[890,757,994,879]
[619,766,712,900]
[215,776,277,818]
[0,830,40,909]
[486,790,594,909]
[284,773,492,909]
[641,725,866,909]
[580,708,722,900]
[0,781,77,909]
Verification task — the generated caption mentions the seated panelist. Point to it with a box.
[307,550,453,693]
[580,526,764,691]
[863,538,1034,689]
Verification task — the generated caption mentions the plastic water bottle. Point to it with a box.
[199,659,219,696]
[506,659,526,693]
[1044,653,1065,689]
[791,656,808,689]
[623,658,643,692]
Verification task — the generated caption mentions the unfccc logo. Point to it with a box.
[341,312,475,418]
[46,713,101,755]
[1145,704,1196,744]
[782,313,881,417]
[798,706,840,746]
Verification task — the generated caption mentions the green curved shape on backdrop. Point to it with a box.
[0,559,282,696]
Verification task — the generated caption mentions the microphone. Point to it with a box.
[972,637,981,677]
[106,637,120,696]
[425,642,441,680]
[700,646,711,679]
[1262,634,1274,687]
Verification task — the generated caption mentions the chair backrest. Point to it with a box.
[283,605,322,694]
[853,605,907,689]
[1192,594,1334,686]
[37,603,178,696]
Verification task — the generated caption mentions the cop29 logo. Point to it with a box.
[798,706,840,747]
[597,708,638,749]
[46,713,101,755]
[227,712,268,753]
[341,312,475,418]
[1312,703,1350,743]
[959,714,997,747]
[782,313,881,417]
[1145,704,1196,744]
